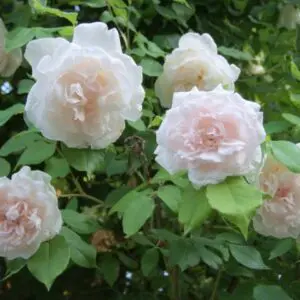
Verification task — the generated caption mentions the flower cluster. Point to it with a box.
[1,17,299,261]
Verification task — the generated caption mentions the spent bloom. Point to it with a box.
[155,32,240,107]
[0,18,22,77]
[24,22,144,148]
[253,154,300,239]
[155,86,266,188]
[0,167,62,260]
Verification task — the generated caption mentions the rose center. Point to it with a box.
[0,201,41,243]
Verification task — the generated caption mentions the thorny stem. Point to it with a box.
[59,193,104,205]
[210,268,223,300]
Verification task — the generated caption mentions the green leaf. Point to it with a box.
[45,157,70,178]
[17,140,56,166]
[264,120,291,135]
[229,244,269,270]
[169,238,199,271]
[291,61,300,81]
[117,252,138,269]
[141,248,159,276]
[0,104,24,127]
[62,146,105,175]
[30,0,78,25]
[5,27,36,52]
[253,285,292,300]
[70,0,107,8]
[128,119,146,131]
[206,177,262,237]
[0,131,42,157]
[4,258,27,279]
[151,168,189,188]
[0,158,10,177]
[196,245,223,269]
[218,46,253,61]
[157,185,181,213]
[269,239,294,260]
[100,254,120,286]
[107,0,128,19]
[282,113,300,126]
[122,194,155,236]
[271,141,300,173]
[61,227,96,268]
[27,235,70,290]
[140,58,163,77]
[110,190,141,215]
[179,186,212,234]
[17,79,35,95]
[62,209,100,234]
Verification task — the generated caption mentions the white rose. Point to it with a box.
[0,18,22,77]
[155,86,266,188]
[155,32,240,108]
[24,22,145,148]
[0,166,62,260]
[278,4,300,30]
[253,155,300,239]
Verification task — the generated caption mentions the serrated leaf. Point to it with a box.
[179,186,212,234]
[17,140,56,166]
[100,254,120,286]
[27,235,70,290]
[169,238,199,271]
[218,46,253,61]
[282,113,300,126]
[140,58,163,77]
[0,158,10,177]
[4,258,27,279]
[0,131,42,157]
[0,104,24,127]
[45,157,70,178]
[141,248,159,276]
[157,185,181,213]
[5,27,36,52]
[61,227,96,268]
[30,0,78,25]
[253,285,292,300]
[122,194,155,236]
[269,238,294,260]
[229,244,269,270]
[206,177,262,237]
[17,79,35,95]
[62,146,105,175]
[271,141,300,173]
[62,209,100,234]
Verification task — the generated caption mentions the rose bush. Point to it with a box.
[1,0,300,299]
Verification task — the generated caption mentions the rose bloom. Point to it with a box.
[253,155,300,239]
[0,18,22,77]
[24,22,144,148]
[155,32,240,108]
[278,4,300,30]
[0,167,62,260]
[155,86,266,188]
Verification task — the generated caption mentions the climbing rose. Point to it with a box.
[155,86,266,188]
[24,22,144,148]
[0,167,62,260]
[253,154,300,239]
[155,32,240,107]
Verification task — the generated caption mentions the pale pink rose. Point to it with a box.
[0,167,62,260]
[0,18,22,77]
[253,155,300,238]
[155,32,240,108]
[155,86,266,188]
[24,22,144,148]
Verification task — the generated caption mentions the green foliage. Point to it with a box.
[2,0,300,298]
